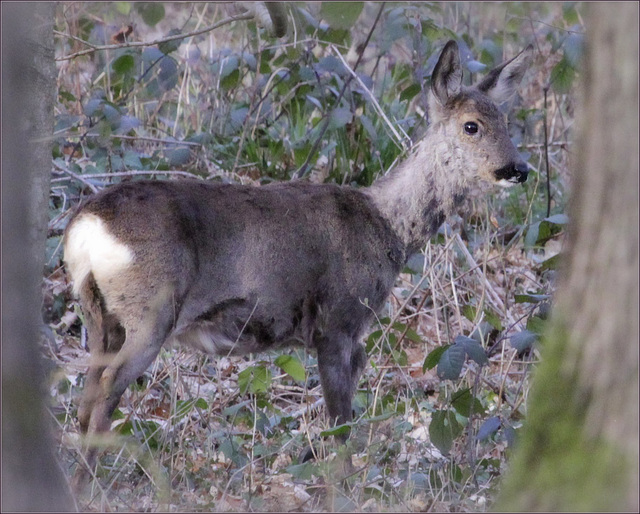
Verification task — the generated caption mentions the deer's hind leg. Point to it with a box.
[73,278,175,489]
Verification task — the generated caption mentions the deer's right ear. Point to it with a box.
[431,40,463,105]
[477,45,533,105]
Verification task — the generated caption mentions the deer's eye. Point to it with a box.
[464,121,479,135]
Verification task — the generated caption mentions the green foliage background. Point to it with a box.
[45,2,581,511]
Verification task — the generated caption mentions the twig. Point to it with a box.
[53,168,203,182]
[543,85,552,217]
[55,12,254,61]
[453,233,521,330]
[104,134,203,146]
[53,162,98,193]
[331,46,409,151]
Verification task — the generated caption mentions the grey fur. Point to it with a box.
[64,40,531,484]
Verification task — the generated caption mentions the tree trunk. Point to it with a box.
[1,3,75,511]
[495,3,639,512]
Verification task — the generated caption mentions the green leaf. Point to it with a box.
[83,98,103,117]
[526,315,547,335]
[167,147,192,166]
[524,221,541,248]
[564,33,584,67]
[462,304,477,322]
[510,330,538,353]
[115,2,131,15]
[174,398,206,420]
[423,344,451,372]
[437,344,465,380]
[400,83,421,102]
[483,309,503,331]
[550,56,576,93]
[137,3,165,27]
[286,462,316,480]
[514,293,551,304]
[365,412,395,424]
[404,328,423,344]
[563,3,579,25]
[429,409,461,455]
[477,416,501,441]
[455,336,489,366]
[540,253,561,271]
[545,213,569,225]
[111,54,135,75]
[320,422,351,438]
[158,29,184,55]
[451,388,485,417]
[274,354,306,382]
[320,2,363,30]
[329,107,353,129]
[59,90,77,103]
[238,365,272,395]
[221,68,240,90]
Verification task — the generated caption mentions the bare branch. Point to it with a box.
[55,12,254,61]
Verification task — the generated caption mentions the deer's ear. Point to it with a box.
[431,40,463,105]
[478,45,533,105]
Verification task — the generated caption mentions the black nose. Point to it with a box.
[514,162,529,183]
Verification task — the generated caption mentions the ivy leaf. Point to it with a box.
[167,147,192,166]
[320,422,351,438]
[550,56,576,93]
[158,29,184,55]
[437,344,465,380]
[455,336,489,366]
[451,388,485,417]
[510,330,538,354]
[429,409,461,455]
[286,462,315,480]
[238,365,272,395]
[329,107,353,130]
[112,54,135,76]
[423,344,451,372]
[477,416,501,441]
[320,2,363,30]
[274,354,306,382]
[545,213,569,225]
[137,3,165,27]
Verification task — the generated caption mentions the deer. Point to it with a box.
[64,40,532,486]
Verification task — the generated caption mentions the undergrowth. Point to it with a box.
[43,2,580,511]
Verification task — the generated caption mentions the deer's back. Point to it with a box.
[64,179,405,354]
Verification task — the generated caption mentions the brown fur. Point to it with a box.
[64,40,532,485]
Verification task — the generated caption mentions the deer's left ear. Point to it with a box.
[477,45,533,104]
[431,40,463,106]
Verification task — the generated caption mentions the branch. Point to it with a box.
[55,12,254,61]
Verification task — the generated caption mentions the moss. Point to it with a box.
[494,316,634,512]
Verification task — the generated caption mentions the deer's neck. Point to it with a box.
[365,125,468,256]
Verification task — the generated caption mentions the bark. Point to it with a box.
[1,3,75,511]
[495,3,639,512]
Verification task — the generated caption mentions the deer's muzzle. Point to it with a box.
[495,162,529,184]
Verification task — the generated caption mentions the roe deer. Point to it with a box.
[64,40,531,484]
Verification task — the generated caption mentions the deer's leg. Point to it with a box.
[78,315,125,434]
[74,306,172,489]
[316,335,367,440]
[76,276,109,435]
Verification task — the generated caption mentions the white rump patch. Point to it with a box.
[64,213,133,296]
